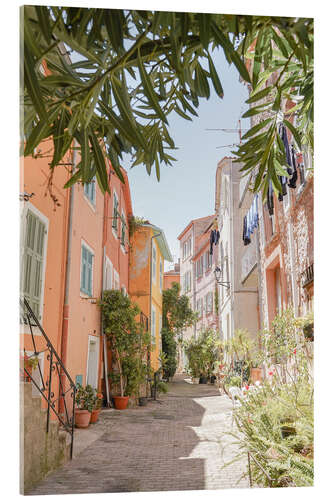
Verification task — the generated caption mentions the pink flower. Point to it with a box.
[268,371,274,376]
[293,348,297,354]
[245,385,249,390]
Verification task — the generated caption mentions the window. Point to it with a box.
[182,237,192,260]
[205,251,212,271]
[113,269,120,290]
[159,259,163,291]
[196,298,203,318]
[104,256,113,291]
[196,255,204,278]
[151,305,156,343]
[184,270,191,293]
[120,211,126,246]
[22,209,47,319]
[205,292,213,314]
[81,243,94,296]
[152,244,157,283]
[84,177,96,206]
[112,192,119,232]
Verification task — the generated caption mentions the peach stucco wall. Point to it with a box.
[21,141,70,357]
[64,178,104,389]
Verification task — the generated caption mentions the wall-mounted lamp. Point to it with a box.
[214,266,230,289]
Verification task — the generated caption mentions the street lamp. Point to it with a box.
[214,266,230,289]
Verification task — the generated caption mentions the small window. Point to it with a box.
[112,192,119,232]
[104,257,113,291]
[120,212,126,246]
[81,243,94,296]
[84,177,96,206]
[113,269,120,290]
[205,292,213,314]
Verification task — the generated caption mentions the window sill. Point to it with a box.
[80,291,93,299]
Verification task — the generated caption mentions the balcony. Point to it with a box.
[301,263,314,288]
[241,240,257,283]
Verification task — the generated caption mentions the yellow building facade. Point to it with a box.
[129,223,172,372]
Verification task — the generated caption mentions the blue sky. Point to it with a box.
[122,47,250,268]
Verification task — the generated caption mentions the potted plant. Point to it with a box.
[75,384,95,428]
[90,391,103,423]
[100,290,150,410]
[302,312,314,342]
[23,352,39,382]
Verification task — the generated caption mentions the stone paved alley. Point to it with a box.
[28,375,248,495]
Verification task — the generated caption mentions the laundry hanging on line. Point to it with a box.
[242,194,259,246]
[209,229,220,255]
[278,123,298,199]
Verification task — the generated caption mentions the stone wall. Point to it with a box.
[21,382,71,494]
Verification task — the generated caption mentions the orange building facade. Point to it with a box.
[129,223,173,372]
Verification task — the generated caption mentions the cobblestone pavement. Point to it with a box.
[28,375,249,495]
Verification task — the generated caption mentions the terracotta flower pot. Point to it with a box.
[250,367,262,383]
[90,408,101,424]
[75,409,91,428]
[113,395,129,410]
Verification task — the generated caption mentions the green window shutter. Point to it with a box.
[112,194,118,230]
[81,245,87,293]
[22,210,46,319]
[81,244,93,296]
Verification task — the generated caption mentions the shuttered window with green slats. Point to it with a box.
[84,177,96,206]
[22,210,46,319]
[80,244,93,296]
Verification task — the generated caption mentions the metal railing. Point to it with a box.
[247,451,273,487]
[20,298,76,459]
[301,262,314,288]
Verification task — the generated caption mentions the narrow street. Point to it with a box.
[28,375,248,495]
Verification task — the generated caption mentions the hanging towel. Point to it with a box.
[254,195,259,228]
[267,180,274,215]
[288,145,298,189]
[243,215,251,245]
[210,230,215,255]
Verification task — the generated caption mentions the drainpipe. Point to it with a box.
[59,143,76,414]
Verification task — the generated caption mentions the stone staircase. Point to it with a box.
[20,382,71,494]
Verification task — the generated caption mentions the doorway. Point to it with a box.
[86,336,100,389]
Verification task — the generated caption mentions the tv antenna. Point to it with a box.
[205,119,250,148]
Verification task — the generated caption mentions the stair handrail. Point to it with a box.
[20,298,76,459]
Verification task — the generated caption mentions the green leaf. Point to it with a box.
[24,119,51,157]
[283,119,302,150]
[241,118,272,140]
[63,167,83,189]
[242,104,269,118]
[89,131,111,192]
[24,41,48,123]
[198,13,211,49]
[207,52,224,98]
[211,22,251,83]
[34,6,53,45]
[51,108,68,167]
[137,49,168,124]
[174,105,192,121]
[246,86,273,104]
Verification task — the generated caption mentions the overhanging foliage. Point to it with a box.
[22,7,313,195]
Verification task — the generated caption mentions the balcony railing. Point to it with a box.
[301,263,314,288]
[20,298,76,459]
